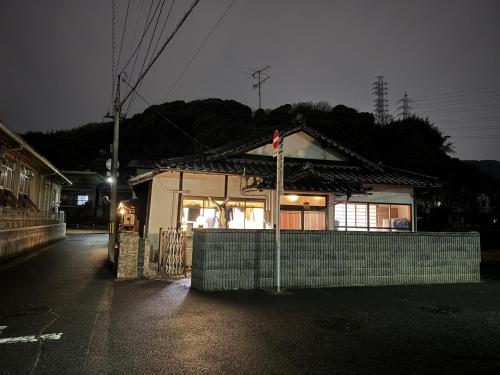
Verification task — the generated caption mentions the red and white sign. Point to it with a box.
[273,130,279,157]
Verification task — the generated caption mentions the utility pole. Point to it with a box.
[397,92,412,120]
[242,65,271,109]
[372,75,391,125]
[108,74,121,264]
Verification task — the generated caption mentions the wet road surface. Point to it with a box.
[1,234,500,374]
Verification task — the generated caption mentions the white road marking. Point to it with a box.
[0,332,63,344]
[0,326,7,334]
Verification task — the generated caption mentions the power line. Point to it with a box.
[413,92,500,105]
[127,0,168,114]
[412,84,500,100]
[115,0,131,77]
[121,77,212,151]
[124,0,164,115]
[122,0,201,107]
[150,0,176,64]
[120,0,161,76]
[164,0,237,101]
[108,0,117,115]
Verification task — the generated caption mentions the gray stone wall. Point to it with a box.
[191,230,481,291]
[0,223,66,261]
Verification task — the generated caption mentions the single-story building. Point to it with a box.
[129,124,439,263]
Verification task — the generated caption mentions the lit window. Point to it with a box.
[77,195,89,206]
[182,197,265,229]
[335,203,411,231]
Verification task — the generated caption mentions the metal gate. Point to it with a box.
[158,227,187,278]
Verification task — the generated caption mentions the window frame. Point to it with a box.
[280,193,328,230]
[334,201,412,232]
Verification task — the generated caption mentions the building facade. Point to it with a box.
[129,125,438,263]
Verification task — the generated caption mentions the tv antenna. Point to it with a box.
[242,65,271,109]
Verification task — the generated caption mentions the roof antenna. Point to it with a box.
[241,65,271,109]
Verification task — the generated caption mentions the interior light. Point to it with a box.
[288,195,299,202]
[106,177,114,184]
[119,208,125,215]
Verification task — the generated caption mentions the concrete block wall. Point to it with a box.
[191,230,480,291]
[0,223,66,261]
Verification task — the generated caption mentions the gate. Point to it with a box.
[158,227,187,278]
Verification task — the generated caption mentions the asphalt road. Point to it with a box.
[1,234,500,375]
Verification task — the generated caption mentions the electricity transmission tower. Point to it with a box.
[397,92,413,119]
[372,75,392,125]
[242,65,271,109]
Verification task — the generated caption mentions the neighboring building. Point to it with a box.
[129,125,438,261]
[0,120,71,260]
[127,159,157,177]
[0,120,71,212]
[60,170,106,225]
[60,170,132,226]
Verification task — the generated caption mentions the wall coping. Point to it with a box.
[193,229,480,237]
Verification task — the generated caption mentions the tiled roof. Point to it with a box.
[158,154,438,192]
[126,159,158,169]
[148,124,439,193]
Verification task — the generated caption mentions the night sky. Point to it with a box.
[1,0,500,160]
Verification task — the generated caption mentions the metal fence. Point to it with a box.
[0,207,65,230]
[65,223,108,231]
[158,227,186,278]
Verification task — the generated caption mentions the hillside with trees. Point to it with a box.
[22,98,500,238]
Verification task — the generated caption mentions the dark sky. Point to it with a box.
[1,0,500,160]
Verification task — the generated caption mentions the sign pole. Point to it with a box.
[273,130,282,293]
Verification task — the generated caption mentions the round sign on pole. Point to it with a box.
[106,159,119,171]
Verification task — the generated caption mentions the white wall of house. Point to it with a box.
[147,171,275,252]
[146,174,416,252]
[247,131,347,161]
